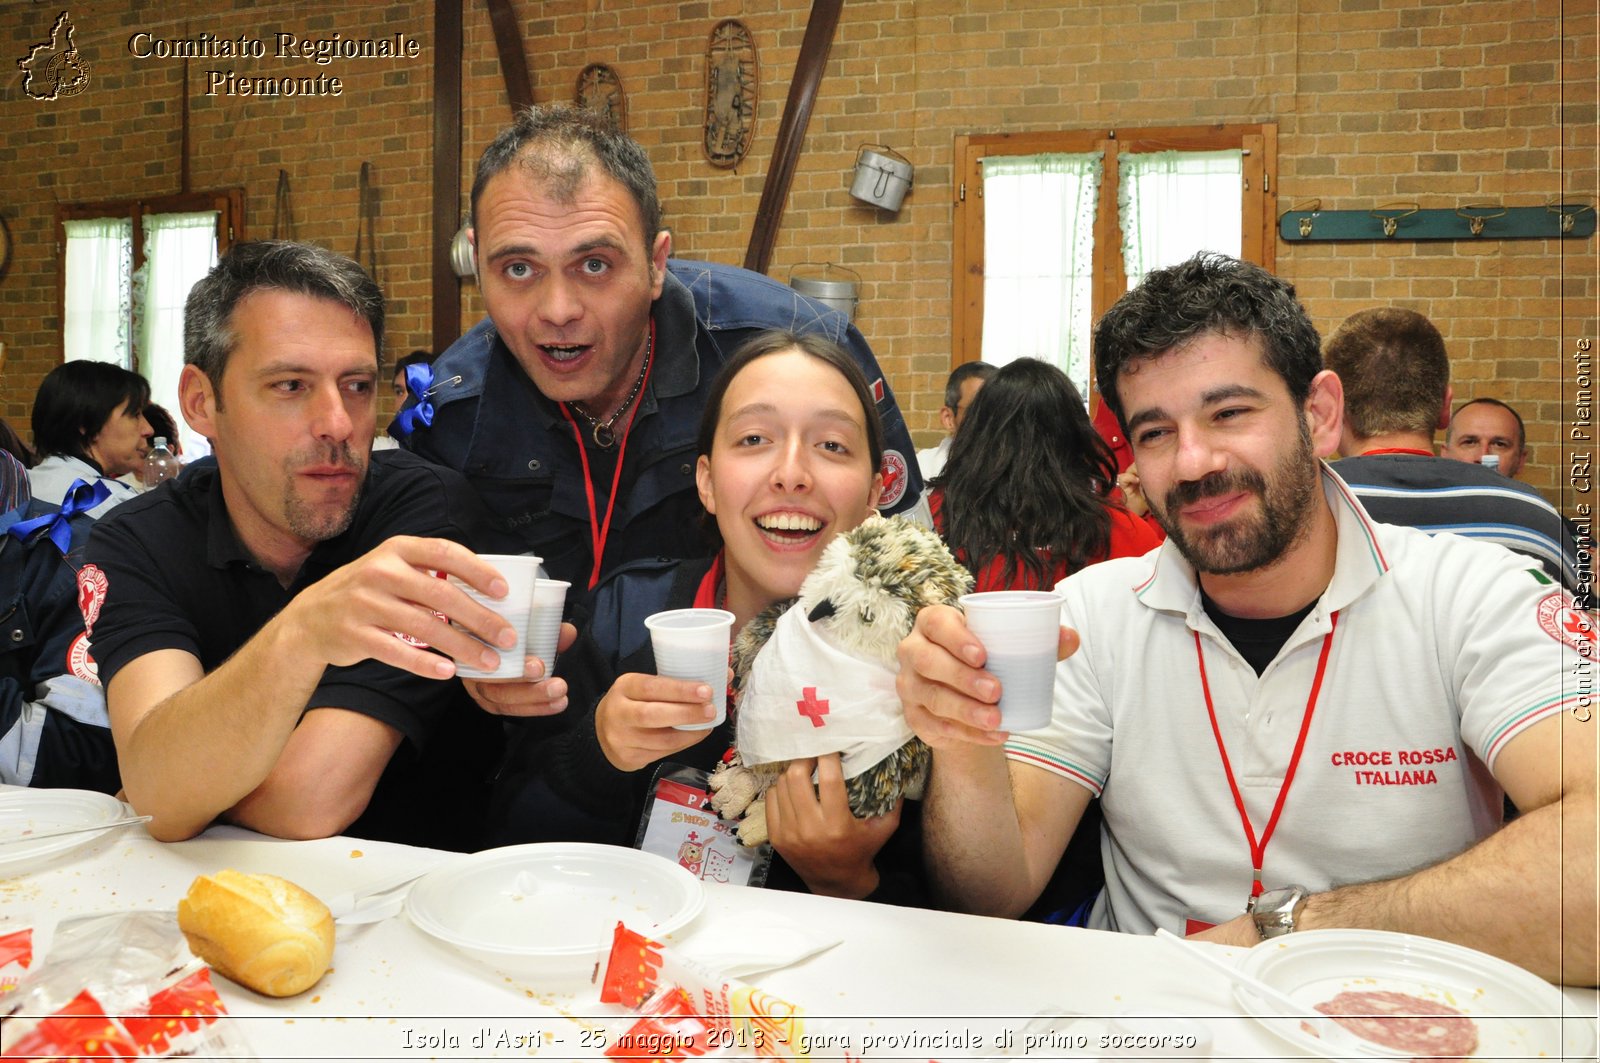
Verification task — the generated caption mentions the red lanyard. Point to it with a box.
[693,553,725,609]
[1360,447,1434,457]
[559,321,656,590]
[1193,610,1339,900]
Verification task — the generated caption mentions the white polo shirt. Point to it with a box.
[1006,466,1586,935]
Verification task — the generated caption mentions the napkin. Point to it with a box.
[673,909,841,977]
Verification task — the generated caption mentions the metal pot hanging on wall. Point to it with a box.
[450,219,475,279]
[788,263,860,322]
[849,145,913,213]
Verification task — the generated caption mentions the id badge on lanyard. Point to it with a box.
[633,764,771,887]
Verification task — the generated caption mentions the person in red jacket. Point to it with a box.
[930,358,1161,593]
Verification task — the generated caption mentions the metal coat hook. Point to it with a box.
[1370,202,1419,238]
[1457,204,1507,237]
[1547,197,1596,235]
[1290,199,1321,238]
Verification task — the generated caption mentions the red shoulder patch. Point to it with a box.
[1536,591,1593,651]
[67,633,99,685]
[877,448,909,509]
[75,564,108,636]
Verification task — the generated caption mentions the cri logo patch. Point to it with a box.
[76,563,108,636]
[1536,591,1592,652]
[67,632,99,685]
[878,449,909,508]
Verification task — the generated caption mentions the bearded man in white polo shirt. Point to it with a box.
[896,253,1596,986]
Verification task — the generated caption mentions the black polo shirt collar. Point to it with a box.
[201,465,260,573]
[195,462,368,590]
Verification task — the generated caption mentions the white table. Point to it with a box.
[4,819,1596,1061]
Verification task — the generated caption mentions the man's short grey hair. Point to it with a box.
[470,104,663,251]
[185,241,385,387]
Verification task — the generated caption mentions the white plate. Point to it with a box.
[0,788,130,876]
[1236,929,1596,1061]
[405,842,704,989]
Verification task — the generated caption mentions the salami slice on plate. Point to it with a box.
[1308,989,1478,1061]
[1233,929,1592,1062]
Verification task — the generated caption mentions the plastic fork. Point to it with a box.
[1,814,152,845]
[327,867,433,926]
[1153,929,1407,1058]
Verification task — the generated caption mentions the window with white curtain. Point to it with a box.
[1118,149,1243,292]
[979,152,1102,397]
[952,126,1275,409]
[135,212,219,457]
[63,218,133,366]
[58,191,238,458]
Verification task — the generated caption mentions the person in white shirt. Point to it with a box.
[896,253,1596,986]
[916,361,993,480]
[28,361,152,518]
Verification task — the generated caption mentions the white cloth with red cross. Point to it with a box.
[734,604,913,777]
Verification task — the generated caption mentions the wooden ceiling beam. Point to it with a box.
[485,0,535,117]
[744,0,843,276]
[432,0,464,352]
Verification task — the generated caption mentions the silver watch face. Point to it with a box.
[1251,886,1307,938]
[1256,887,1296,913]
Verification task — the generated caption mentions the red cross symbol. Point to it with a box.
[1565,611,1594,640]
[796,686,830,727]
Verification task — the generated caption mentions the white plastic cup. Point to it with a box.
[959,590,1063,732]
[451,554,541,681]
[526,578,570,670]
[645,608,735,730]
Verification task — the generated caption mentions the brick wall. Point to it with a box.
[0,0,434,428]
[4,0,1593,510]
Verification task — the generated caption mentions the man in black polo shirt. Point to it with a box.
[85,242,527,848]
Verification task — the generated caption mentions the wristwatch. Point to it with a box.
[1249,885,1309,939]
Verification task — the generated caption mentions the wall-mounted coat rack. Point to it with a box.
[1279,199,1595,242]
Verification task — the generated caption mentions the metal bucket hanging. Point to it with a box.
[788,263,861,322]
[450,219,475,278]
[849,145,913,212]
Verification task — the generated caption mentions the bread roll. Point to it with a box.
[177,870,334,997]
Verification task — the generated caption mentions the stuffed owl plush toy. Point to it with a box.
[707,514,973,847]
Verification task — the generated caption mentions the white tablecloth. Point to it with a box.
[3,817,1595,1061]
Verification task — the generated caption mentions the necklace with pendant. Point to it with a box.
[569,333,653,448]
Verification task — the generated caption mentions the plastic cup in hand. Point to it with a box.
[526,578,570,671]
[451,554,541,681]
[645,608,735,731]
[959,590,1063,732]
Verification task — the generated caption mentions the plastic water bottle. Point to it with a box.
[143,437,179,488]
[1479,453,1501,473]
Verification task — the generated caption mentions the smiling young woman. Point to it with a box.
[487,330,926,904]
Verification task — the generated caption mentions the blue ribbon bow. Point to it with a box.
[394,362,436,437]
[8,478,112,555]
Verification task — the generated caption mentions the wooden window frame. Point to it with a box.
[951,124,1277,381]
[56,189,245,369]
